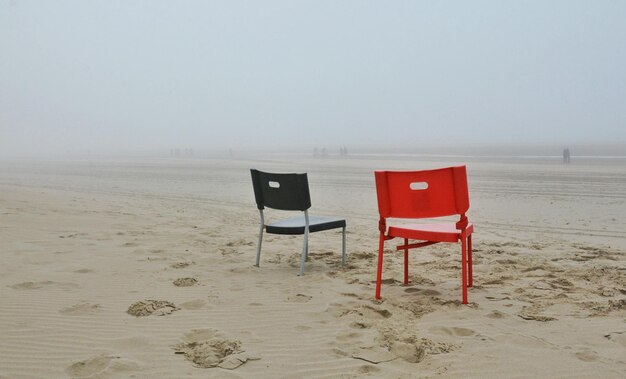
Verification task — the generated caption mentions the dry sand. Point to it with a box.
[0,155,625,378]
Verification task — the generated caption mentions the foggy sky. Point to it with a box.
[1,0,625,155]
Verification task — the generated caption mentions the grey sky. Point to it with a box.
[1,0,625,155]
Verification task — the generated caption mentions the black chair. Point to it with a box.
[250,169,346,275]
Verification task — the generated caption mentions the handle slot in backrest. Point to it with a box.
[269,181,280,189]
[410,182,429,190]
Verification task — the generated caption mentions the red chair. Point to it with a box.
[374,166,475,304]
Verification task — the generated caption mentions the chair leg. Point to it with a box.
[341,226,346,266]
[468,234,473,288]
[299,227,309,276]
[461,236,468,304]
[403,238,409,285]
[255,224,264,267]
[375,233,385,300]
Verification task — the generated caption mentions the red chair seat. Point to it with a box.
[388,223,474,243]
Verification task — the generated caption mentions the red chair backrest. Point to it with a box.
[375,166,470,219]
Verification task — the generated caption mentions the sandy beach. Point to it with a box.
[0,155,625,378]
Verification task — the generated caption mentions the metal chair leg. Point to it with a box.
[299,229,308,276]
[299,211,310,276]
[255,210,264,267]
[341,226,346,266]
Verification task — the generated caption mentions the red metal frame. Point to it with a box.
[374,166,475,304]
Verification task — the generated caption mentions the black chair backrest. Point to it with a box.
[250,169,312,211]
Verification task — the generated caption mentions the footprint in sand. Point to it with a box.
[145,255,167,261]
[66,354,139,378]
[9,281,79,290]
[404,288,441,296]
[341,292,367,300]
[127,300,179,317]
[230,285,245,292]
[358,365,381,374]
[173,329,259,369]
[389,341,426,363]
[486,310,507,319]
[517,307,557,322]
[327,303,392,319]
[332,348,349,357]
[59,233,85,239]
[575,349,599,362]
[225,239,255,247]
[336,331,365,342]
[349,251,376,261]
[380,278,402,285]
[352,348,397,364]
[550,278,574,289]
[10,281,55,290]
[392,300,436,318]
[286,294,312,303]
[349,321,372,329]
[430,326,475,337]
[180,299,207,310]
[380,329,458,363]
[170,261,194,269]
[60,302,102,316]
[483,276,513,285]
[173,277,198,287]
[360,305,392,319]
[604,331,626,347]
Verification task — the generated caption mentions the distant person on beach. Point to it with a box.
[563,148,571,164]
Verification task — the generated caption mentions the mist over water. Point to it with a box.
[1,1,625,158]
